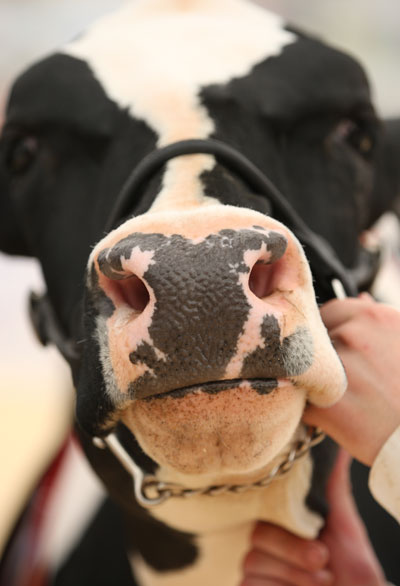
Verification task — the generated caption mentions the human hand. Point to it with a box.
[304,295,400,466]
[240,451,386,586]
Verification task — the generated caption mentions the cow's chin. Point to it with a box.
[121,380,307,482]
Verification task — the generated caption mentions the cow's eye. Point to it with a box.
[6,135,39,175]
[331,119,374,156]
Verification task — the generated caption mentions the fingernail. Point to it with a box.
[315,569,334,584]
[358,291,373,301]
[307,543,329,568]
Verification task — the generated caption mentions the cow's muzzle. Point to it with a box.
[89,208,316,402]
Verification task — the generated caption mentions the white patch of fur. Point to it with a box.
[148,154,218,213]
[63,0,296,210]
[95,314,122,403]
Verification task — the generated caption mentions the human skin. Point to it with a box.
[304,294,400,466]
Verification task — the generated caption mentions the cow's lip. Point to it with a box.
[143,378,278,400]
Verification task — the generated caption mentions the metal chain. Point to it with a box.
[95,426,325,507]
[139,426,325,503]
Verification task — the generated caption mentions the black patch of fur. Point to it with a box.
[199,36,375,270]
[7,53,119,135]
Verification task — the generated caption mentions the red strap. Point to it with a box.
[0,436,72,586]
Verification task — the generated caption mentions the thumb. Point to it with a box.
[325,449,353,515]
[323,449,368,542]
[320,454,386,585]
[302,404,327,427]
[302,402,349,451]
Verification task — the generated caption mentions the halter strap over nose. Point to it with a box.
[107,138,358,298]
[29,137,382,368]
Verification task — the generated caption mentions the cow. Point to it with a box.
[1,1,400,584]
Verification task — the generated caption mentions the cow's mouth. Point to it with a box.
[122,377,306,476]
[148,378,278,400]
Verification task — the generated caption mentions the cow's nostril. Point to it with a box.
[111,274,150,312]
[249,262,277,299]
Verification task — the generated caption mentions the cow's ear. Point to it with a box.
[369,118,400,225]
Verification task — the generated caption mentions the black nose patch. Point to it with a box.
[92,228,311,399]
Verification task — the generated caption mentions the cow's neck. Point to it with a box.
[131,524,254,586]
[129,448,322,586]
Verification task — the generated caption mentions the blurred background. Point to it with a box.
[1,0,399,555]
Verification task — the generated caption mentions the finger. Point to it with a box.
[302,402,356,460]
[324,449,370,538]
[243,550,333,586]
[325,449,352,503]
[303,370,399,467]
[251,523,329,572]
[302,401,351,439]
[319,451,387,585]
[240,577,291,586]
[357,292,374,302]
[320,297,370,331]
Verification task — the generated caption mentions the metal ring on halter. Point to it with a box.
[93,434,171,507]
[332,278,347,300]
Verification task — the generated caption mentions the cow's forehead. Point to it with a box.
[63,0,295,146]
[7,0,372,139]
[4,0,373,219]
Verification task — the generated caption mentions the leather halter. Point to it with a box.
[106,138,358,296]
[30,137,381,365]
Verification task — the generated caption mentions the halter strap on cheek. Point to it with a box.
[29,291,80,365]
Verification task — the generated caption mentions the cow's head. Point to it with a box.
[1,1,400,494]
